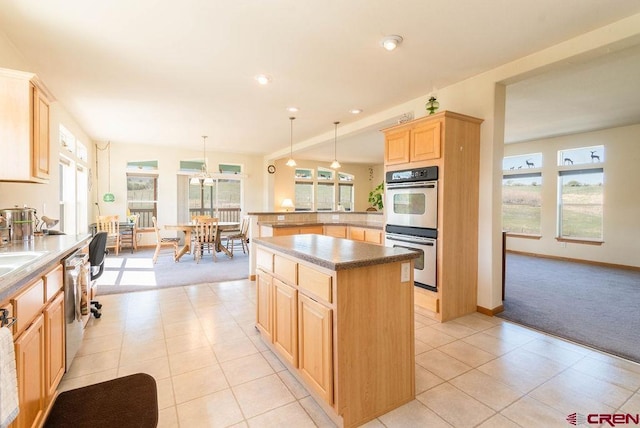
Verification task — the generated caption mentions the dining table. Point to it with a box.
[165,221,240,261]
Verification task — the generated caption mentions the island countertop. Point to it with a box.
[254,234,418,271]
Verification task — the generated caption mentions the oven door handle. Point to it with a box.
[386,181,436,189]
[386,235,435,245]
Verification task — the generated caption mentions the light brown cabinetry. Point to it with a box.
[323,225,347,238]
[0,67,53,183]
[255,243,414,427]
[266,225,324,236]
[4,263,65,428]
[383,111,483,322]
[384,119,441,166]
[348,226,383,245]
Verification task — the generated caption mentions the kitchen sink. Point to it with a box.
[0,251,48,278]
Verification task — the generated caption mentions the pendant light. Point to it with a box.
[102,142,115,202]
[330,121,341,169]
[286,117,297,167]
[190,136,214,186]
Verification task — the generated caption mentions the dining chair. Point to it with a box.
[151,216,179,264]
[96,215,120,256]
[119,214,139,254]
[193,217,218,263]
[225,216,250,255]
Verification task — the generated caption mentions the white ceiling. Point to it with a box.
[1,0,639,164]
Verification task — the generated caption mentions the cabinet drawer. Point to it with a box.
[298,265,332,303]
[274,255,297,284]
[44,264,63,302]
[12,278,45,334]
[324,225,347,238]
[256,248,274,272]
[298,226,323,235]
[415,288,439,314]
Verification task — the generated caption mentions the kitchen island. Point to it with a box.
[254,234,418,428]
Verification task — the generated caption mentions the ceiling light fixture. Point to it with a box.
[330,121,341,169]
[254,74,272,85]
[102,141,115,202]
[286,117,297,167]
[381,35,403,51]
[286,106,299,113]
[349,108,363,114]
[190,136,214,186]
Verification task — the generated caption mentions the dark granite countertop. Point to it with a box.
[0,234,91,302]
[258,221,383,230]
[254,234,418,271]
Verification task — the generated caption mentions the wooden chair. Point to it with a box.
[225,216,250,255]
[96,215,120,256]
[119,214,139,254]
[151,216,179,264]
[193,217,218,263]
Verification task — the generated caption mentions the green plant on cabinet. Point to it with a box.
[368,182,384,210]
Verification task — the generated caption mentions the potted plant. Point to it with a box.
[368,182,384,211]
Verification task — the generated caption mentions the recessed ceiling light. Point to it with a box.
[349,109,363,114]
[287,106,299,113]
[254,74,272,85]
[381,35,403,51]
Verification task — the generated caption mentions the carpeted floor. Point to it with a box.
[499,253,640,363]
[95,246,249,295]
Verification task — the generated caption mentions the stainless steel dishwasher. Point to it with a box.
[64,245,90,371]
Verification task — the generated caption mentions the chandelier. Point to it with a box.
[190,136,214,186]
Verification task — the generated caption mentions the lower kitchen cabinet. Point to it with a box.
[348,226,383,245]
[14,314,46,428]
[297,293,333,405]
[44,292,65,402]
[272,278,298,367]
[255,270,272,341]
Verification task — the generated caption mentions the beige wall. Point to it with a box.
[504,124,640,267]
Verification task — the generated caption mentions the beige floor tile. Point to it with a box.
[359,418,386,427]
[529,377,615,415]
[462,332,521,356]
[122,326,165,344]
[172,364,229,404]
[232,373,296,419]
[483,322,543,345]
[415,349,472,380]
[415,339,433,355]
[415,364,445,394]
[417,383,495,428]
[249,334,270,352]
[65,349,121,378]
[203,322,249,345]
[162,319,204,339]
[176,389,244,428]
[247,401,316,427]
[476,413,521,428]
[76,332,123,356]
[438,340,496,367]
[277,369,310,399]
[120,338,167,362]
[165,330,212,354]
[157,406,179,428]
[168,346,218,376]
[378,399,452,428]
[450,314,498,332]
[552,368,635,409]
[220,353,275,386]
[118,355,171,380]
[262,349,287,372]
[298,396,337,428]
[155,377,175,410]
[572,356,640,391]
[83,319,126,339]
[477,357,554,393]
[213,335,259,362]
[57,369,118,392]
[499,348,567,376]
[430,321,478,339]
[415,326,457,348]
[619,393,640,413]
[501,396,571,428]
[522,337,587,366]
[448,369,522,411]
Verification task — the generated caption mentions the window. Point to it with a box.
[316,182,335,211]
[59,156,76,234]
[338,183,354,211]
[558,145,604,166]
[502,173,542,234]
[127,160,158,171]
[127,174,158,228]
[295,182,313,211]
[58,125,87,234]
[503,153,542,171]
[295,168,313,179]
[59,124,75,154]
[558,168,603,240]
[317,168,334,181]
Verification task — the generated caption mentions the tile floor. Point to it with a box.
[59,279,640,427]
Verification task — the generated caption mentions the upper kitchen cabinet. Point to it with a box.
[0,67,54,183]
[384,116,441,166]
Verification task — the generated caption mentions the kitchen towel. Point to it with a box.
[0,326,19,428]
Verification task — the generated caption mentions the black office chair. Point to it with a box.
[88,232,108,318]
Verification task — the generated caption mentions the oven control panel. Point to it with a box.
[386,166,438,183]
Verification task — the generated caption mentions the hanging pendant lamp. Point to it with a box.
[190,136,214,186]
[286,117,297,167]
[102,142,115,202]
[330,121,341,169]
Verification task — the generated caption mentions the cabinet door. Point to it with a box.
[44,292,65,401]
[348,227,365,242]
[256,270,272,341]
[364,229,383,245]
[411,120,441,161]
[272,279,298,367]
[32,86,50,180]
[384,129,411,165]
[273,227,298,236]
[14,314,46,428]
[298,294,333,405]
[298,226,323,235]
[324,225,347,238]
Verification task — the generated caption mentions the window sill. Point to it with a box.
[504,232,541,240]
[555,237,604,246]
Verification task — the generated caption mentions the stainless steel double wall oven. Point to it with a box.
[384,166,439,291]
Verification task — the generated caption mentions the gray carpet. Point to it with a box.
[499,253,640,363]
[95,246,249,295]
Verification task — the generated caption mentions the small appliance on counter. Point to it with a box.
[0,206,37,241]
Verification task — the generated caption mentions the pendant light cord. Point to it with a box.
[290,117,295,158]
